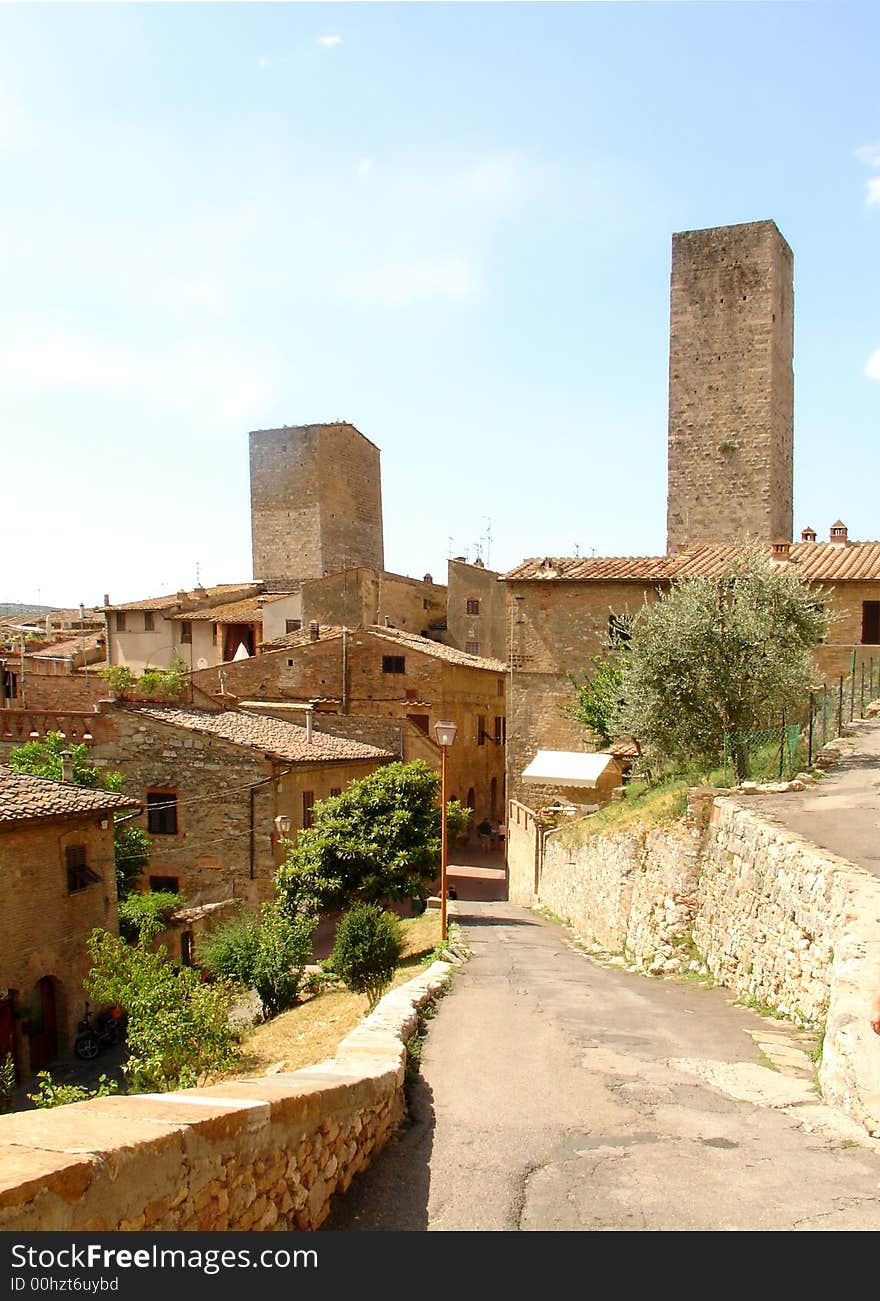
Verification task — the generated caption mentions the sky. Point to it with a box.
[2,0,879,609]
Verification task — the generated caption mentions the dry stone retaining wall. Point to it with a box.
[527,796,880,1134]
[0,962,453,1231]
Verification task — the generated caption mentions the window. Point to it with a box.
[144,611,155,632]
[862,602,880,645]
[2,670,17,701]
[146,791,178,835]
[286,619,302,634]
[608,613,631,647]
[302,790,315,829]
[66,845,100,894]
[422,599,430,610]
[497,678,505,697]
[466,599,480,615]
[477,714,487,746]
[287,659,294,667]
[115,612,126,632]
[179,621,192,645]
[329,788,341,798]
[382,655,406,674]
[495,716,506,744]
[408,714,430,735]
[466,641,480,656]
[149,875,179,894]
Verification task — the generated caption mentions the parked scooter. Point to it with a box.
[73,1002,126,1061]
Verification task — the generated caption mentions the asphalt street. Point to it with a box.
[324,899,880,1232]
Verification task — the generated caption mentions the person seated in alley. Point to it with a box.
[477,817,492,852]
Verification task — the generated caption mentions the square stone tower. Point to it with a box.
[666,220,793,553]
[249,422,384,588]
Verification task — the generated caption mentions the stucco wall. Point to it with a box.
[0,961,453,1231]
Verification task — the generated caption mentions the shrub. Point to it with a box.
[0,1053,14,1115]
[330,903,403,1010]
[196,904,316,1018]
[86,928,239,1092]
[117,891,183,944]
[27,1072,119,1109]
[99,665,137,696]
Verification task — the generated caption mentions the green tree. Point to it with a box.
[7,731,122,791]
[27,1072,119,1109]
[275,761,459,915]
[566,654,626,746]
[196,902,316,1018]
[117,891,183,944]
[6,731,147,895]
[329,903,403,1010]
[616,542,829,781]
[85,929,238,1092]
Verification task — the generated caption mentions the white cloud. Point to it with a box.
[258,56,270,69]
[0,339,134,390]
[855,142,880,168]
[316,35,342,47]
[866,349,880,380]
[357,158,374,176]
[343,255,477,307]
[867,177,880,208]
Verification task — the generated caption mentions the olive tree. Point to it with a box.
[616,542,829,781]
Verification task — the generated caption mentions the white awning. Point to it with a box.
[521,750,617,788]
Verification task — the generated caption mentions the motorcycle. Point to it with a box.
[73,1003,127,1061]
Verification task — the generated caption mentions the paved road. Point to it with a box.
[324,901,880,1232]
[754,716,880,876]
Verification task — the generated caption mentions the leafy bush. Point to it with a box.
[113,826,152,899]
[196,903,315,1018]
[117,891,183,943]
[7,732,123,791]
[99,665,137,695]
[0,1053,15,1115]
[330,903,403,1010]
[27,1072,119,1109]
[277,760,457,915]
[86,928,238,1092]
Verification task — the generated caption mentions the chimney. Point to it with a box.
[103,594,110,607]
[60,750,74,782]
[800,526,817,543]
[308,620,319,641]
[829,520,848,545]
[771,539,791,560]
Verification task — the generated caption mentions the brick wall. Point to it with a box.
[446,560,506,660]
[667,221,794,552]
[0,816,119,1071]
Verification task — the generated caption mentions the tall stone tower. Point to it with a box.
[666,220,793,554]
[249,422,384,588]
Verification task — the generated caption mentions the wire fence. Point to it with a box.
[722,655,880,781]
[804,655,880,766]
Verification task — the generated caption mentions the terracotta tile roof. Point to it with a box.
[128,705,394,764]
[167,594,294,623]
[262,624,505,672]
[504,541,880,585]
[0,767,138,825]
[103,584,261,613]
[32,633,104,659]
[365,626,507,672]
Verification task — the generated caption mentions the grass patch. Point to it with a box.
[217,911,445,1083]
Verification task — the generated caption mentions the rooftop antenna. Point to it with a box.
[482,517,493,569]
[195,560,201,587]
[574,543,580,557]
[448,536,455,559]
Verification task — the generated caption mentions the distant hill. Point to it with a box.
[0,603,55,619]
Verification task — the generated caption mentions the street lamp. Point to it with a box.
[273,813,292,844]
[433,720,458,940]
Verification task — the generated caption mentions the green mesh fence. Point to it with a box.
[722,724,803,783]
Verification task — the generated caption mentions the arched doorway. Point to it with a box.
[0,991,17,1080]
[28,977,61,1071]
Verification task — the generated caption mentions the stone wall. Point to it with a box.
[0,961,453,1231]
[667,220,794,552]
[249,424,384,586]
[300,569,446,637]
[517,793,880,1133]
[446,560,506,661]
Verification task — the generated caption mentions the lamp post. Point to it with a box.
[433,720,458,940]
